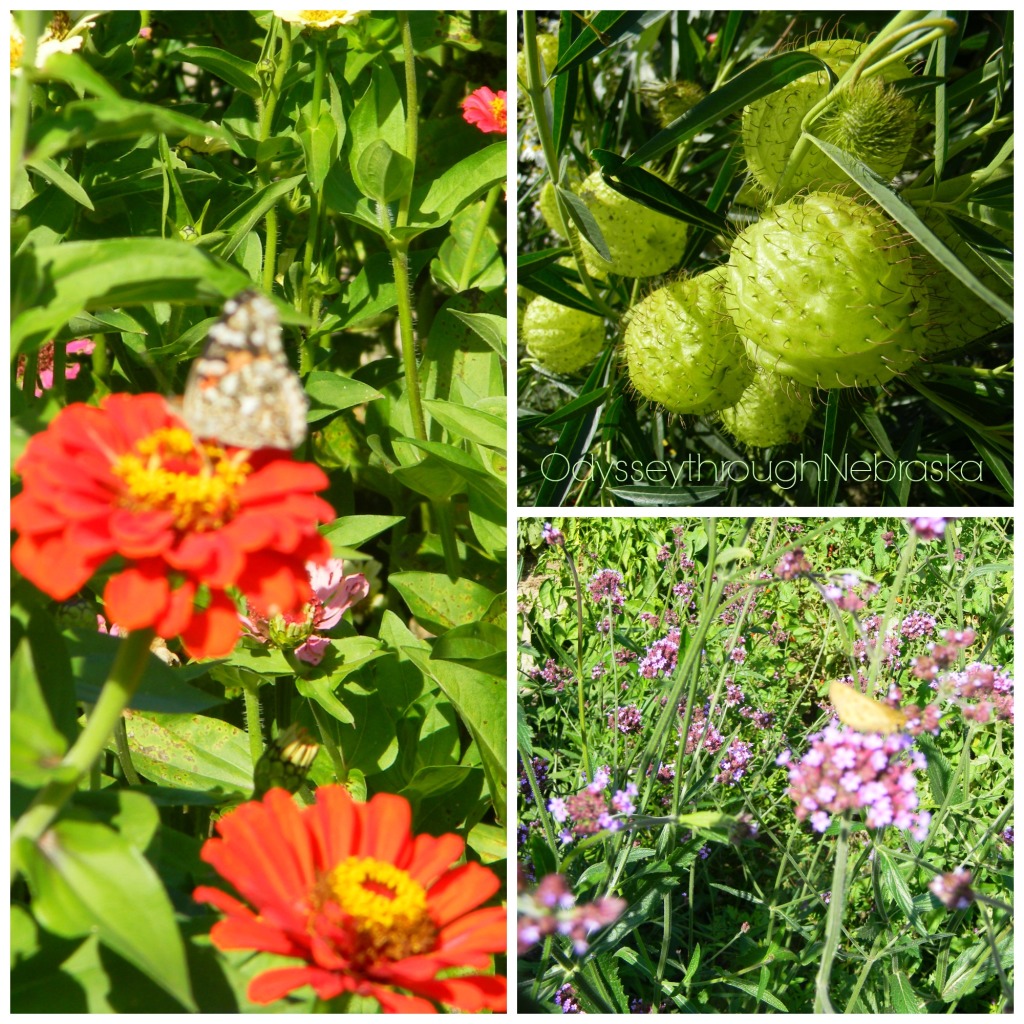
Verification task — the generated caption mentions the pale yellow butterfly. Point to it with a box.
[829,681,906,734]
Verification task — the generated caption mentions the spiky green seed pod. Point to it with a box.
[911,208,1013,356]
[578,171,689,279]
[725,192,927,388]
[522,295,605,374]
[719,371,814,447]
[517,32,560,87]
[624,267,753,415]
[742,38,913,198]
[645,79,707,127]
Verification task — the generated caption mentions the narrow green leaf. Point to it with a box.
[628,52,825,165]
[169,46,260,97]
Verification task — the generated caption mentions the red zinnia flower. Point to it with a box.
[11,393,334,659]
[462,85,507,134]
[193,786,507,1013]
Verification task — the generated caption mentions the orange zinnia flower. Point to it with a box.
[193,786,507,1013]
[11,393,334,659]
[462,85,507,134]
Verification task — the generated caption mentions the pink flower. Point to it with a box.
[462,86,507,134]
[240,557,369,665]
[17,339,95,396]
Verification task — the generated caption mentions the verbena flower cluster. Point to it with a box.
[779,726,931,840]
[517,873,626,956]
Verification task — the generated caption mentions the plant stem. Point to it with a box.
[397,13,418,229]
[241,682,264,768]
[10,628,155,881]
[10,11,41,188]
[521,12,615,317]
[562,546,591,780]
[457,183,500,292]
[300,33,329,317]
[814,810,853,1012]
[259,19,292,293]
[113,716,142,785]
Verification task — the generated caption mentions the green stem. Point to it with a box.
[518,743,560,867]
[11,11,41,188]
[301,33,329,315]
[457,183,500,292]
[562,546,591,781]
[113,716,142,785]
[814,811,853,1012]
[521,12,615,317]
[386,235,429,443]
[11,628,155,881]
[259,20,292,293]
[242,682,264,769]
[396,13,419,229]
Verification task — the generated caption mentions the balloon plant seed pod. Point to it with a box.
[725,191,929,389]
[522,295,605,375]
[718,370,815,448]
[623,266,753,415]
[741,38,914,199]
[577,170,690,279]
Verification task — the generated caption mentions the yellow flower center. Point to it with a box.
[326,856,438,966]
[112,427,251,531]
[10,31,23,71]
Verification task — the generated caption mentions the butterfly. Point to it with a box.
[181,290,308,451]
[829,680,906,734]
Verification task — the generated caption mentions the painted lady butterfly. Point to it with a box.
[181,290,308,451]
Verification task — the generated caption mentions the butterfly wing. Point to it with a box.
[182,290,308,450]
[829,681,906,734]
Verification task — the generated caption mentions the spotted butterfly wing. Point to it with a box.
[182,290,308,450]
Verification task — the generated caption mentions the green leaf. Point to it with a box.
[348,61,407,193]
[28,97,236,164]
[305,369,383,413]
[12,239,252,355]
[169,46,260,97]
[430,621,505,662]
[404,650,506,824]
[299,103,342,193]
[115,711,252,794]
[66,631,224,714]
[18,820,196,1010]
[321,514,404,549]
[390,572,501,635]
[888,971,924,1013]
[447,310,506,357]
[517,265,604,316]
[26,157,94,210]
[412,142,506,228]
[552,11,649,74]
[467,822,506,864]
[212,174,305,260]
[355,138,412,203]
[593,156,727,233]
[423,398,506,450]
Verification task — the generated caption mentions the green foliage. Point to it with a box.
[518,11,1013,506]
[11,9,506,1012]
[518,516,1013,1013]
